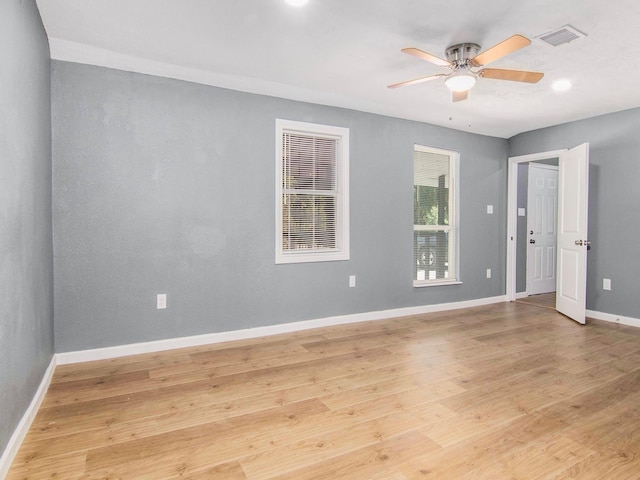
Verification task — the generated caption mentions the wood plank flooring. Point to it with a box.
[516,292,557,310]
[7,301,640,479]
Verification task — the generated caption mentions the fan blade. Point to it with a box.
[471,34,531,66]
[388,74,446,89]
[401,48,451,67]
[452,90,468,102]
[479,68,544,83]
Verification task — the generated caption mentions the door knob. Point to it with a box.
[529,239,535,244]
[575,240,583,246]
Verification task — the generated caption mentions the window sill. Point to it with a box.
[276,251,349,264]
[413,280,463,288]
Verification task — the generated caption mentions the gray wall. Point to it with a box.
[510,109,640,318]
[516,163,529,293]
[52,61,508,352]
[0,0,54,457]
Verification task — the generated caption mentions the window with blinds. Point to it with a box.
[276,119,349,264]
[414,145,459,286]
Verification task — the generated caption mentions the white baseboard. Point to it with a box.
[0,355,57,479]
[586,309,640,329]
[56,295,507,365]
[515,291,529,299]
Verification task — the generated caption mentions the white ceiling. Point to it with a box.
[36,0,640,138]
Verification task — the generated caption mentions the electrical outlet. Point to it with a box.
[486,268,492,279]
[487,205,494,214]
[603,278,611,291]
[349,275,356,288]
[157,293,167,309]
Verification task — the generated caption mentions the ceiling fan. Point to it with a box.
[388,34,544,102]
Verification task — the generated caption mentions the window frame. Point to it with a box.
[275,119,350,264]
[413,144,461,287]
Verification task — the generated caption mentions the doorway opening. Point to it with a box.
[523,161,559,297]
[507,144,590,324]
[505,149,566,301]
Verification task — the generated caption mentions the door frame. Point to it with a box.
[506,149,567,301]
[525,163,558,296]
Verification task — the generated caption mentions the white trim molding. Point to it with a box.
[57,295,507,365]
[47,39,378,126]
[586,309,640,329]
[0,356,57,479]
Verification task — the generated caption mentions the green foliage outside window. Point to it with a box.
[414,185,449,226]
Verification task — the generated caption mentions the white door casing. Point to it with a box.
[556,143,590,324]
[527,164,558,295]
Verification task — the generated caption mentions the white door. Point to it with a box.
[556,143,590,324]
[527,164,558,295]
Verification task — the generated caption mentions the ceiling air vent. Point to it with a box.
[536,25,586,47]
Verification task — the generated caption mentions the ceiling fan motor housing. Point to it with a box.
[445,43,481,68]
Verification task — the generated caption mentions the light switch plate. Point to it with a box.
[603,278,611,291]
[349,275,356,288]
[518,208,526,217]
[157,293,167,309]
[487,205,493,214]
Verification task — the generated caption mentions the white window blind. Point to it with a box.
[276,120,349,264]
[414,145,459,286]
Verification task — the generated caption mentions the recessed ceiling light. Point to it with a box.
[285,0,309,6]
[552,79,572,92]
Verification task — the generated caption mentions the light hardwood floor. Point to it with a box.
[516,292,557,310]
[7,301,640,479]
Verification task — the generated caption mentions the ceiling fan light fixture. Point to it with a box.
[391,34,542,102]
[445,71,477,92]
